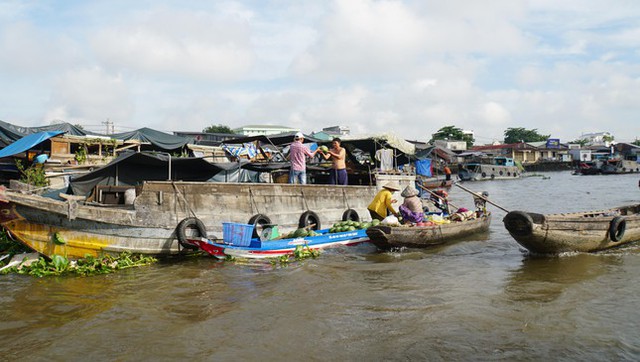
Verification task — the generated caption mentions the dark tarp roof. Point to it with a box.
[0,120,91,147]
[0,131,64,159]
[70,152,242,197]
[222,131,322,146]
[110,127,189,151]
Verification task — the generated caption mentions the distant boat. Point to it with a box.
[503,204,640,253]
[458,156,522,181]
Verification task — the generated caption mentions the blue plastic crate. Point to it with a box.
[222,222,254,246]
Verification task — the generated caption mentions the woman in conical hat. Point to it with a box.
[368,181,401,221]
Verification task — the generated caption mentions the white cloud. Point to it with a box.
[91,7,255,81]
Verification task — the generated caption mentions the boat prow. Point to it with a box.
[503,205,640,254]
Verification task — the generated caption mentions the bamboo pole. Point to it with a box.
[454,182,510,212]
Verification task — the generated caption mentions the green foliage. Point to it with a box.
[74,144,88,164]
[570,139,589,147]
[504,127,550,144]
[203,124,235,134]
[632,139,640,146]
[0,229,32,257]
[431,125,474,148]
[602,134,615,143]
[15,160,49,187]
[0,251,157,277]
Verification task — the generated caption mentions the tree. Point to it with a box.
[431,125,474,148]
[632,139,640,147]
[569,138,589,147]
[503,127,550,144]
[203,124,234,134]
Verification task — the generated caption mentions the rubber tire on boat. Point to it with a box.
[503,211,534,237]
[609,217,626,242]
[248,213,272,239]
[342,208,360,222]
[176,217,207,250]
[299,211,321,230]
[481,172,487,178]
[491,174,495,180]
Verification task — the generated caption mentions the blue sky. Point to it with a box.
[1,0,639,144]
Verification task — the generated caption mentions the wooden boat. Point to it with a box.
[458,156,521,181]
[502,204,640,253]
[417,177,453,189]
[0,151,394,259]
[366,213,491,249]
[191,228,369,259]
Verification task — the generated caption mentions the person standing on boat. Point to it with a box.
[321,138,348,185]
[289,132,318,184]
[368,181,400,221]
[444,164,452,181]
[399,185,423,223]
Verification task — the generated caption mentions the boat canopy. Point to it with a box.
[0,130,65,159]
[0,120,90,147]
[69,152,244,197]
[110,127,189,151]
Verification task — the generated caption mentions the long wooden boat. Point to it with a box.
[502,204,640,253]
[0,181,380,259]
[366,213,491,249]
[191,228,369,259]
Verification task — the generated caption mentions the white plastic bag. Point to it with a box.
[381,215,400,226]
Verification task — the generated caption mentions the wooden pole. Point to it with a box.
[453,182,510,212]
[416,183,459,211]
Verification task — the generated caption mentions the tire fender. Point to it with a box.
[248,213,272,239]
[609,216,626,242]
[299,211,321,230]
[342,208,360,222]
[176,217,207,250]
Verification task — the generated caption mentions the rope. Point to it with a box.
[301,190,310,211]
[342,189,351,209]
[172,182,198,219]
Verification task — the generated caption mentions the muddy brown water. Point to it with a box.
[1,172,640,360]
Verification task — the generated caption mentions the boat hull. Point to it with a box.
[366,214,491,249]
[192,229,369,259]
[502,205,640,253]
[458,164,521,181]
[0,181,380,259]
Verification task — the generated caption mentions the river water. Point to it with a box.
[1,171,640,361]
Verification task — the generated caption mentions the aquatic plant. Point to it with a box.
[0,251,157,277]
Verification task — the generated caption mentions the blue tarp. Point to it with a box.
[0,131,64,159]
[415,159,432,177]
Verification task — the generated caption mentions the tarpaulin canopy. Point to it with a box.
[70,152,242,197]
[0,120,90,147]
[0,131,65,159]
[110,127,189,151]
[222,132,322,146]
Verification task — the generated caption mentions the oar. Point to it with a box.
[416,184,460,211]
[453,182,510,212]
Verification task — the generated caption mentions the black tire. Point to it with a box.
[299,211,321,230]
[248,213,272,239]
[609,217,626,242]
[176,217,207,250]
[342,208,360,222]
[490,174,495,180]
[481,172,487,178]
[503,211,534,237]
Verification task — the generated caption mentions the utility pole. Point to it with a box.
[102,119,114,135]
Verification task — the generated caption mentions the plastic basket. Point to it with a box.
[222,222,254,246]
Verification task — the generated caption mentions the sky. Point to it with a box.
[1,0,639,145]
